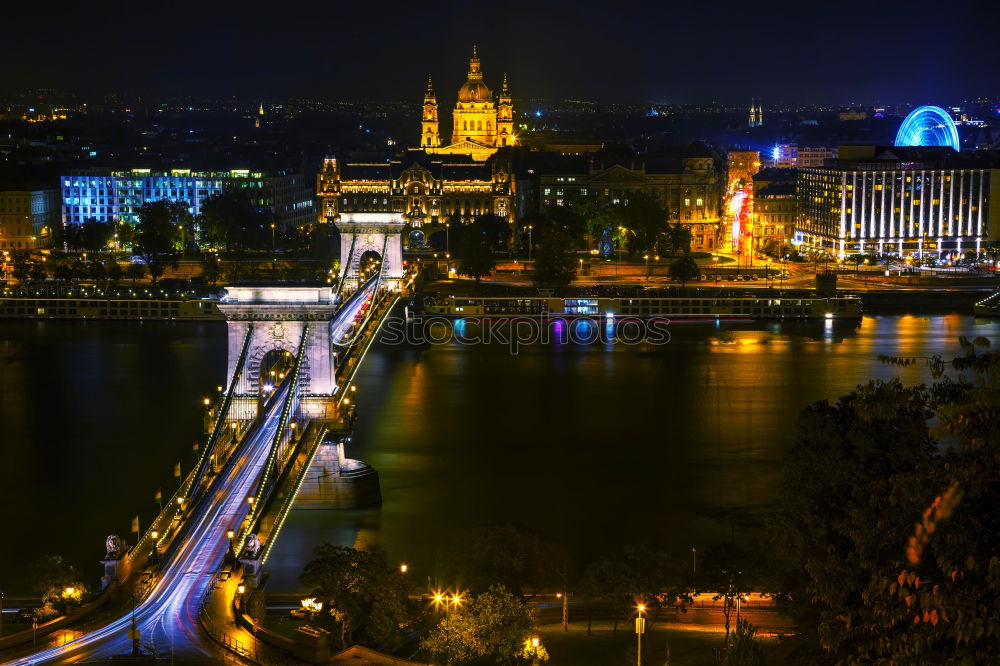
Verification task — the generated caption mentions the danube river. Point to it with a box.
[1,314,997,593]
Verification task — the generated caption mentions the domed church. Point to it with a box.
[422,47,517,161]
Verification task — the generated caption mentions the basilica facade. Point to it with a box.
[316,49,518,229]
[422,47,517,162]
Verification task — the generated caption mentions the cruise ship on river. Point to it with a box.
[0,295,221,320]
[423,294,862,320]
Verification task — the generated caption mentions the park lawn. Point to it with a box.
[538,621,728,666]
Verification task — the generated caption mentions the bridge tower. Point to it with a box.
[216,286,342,421]
[335,212,406,291]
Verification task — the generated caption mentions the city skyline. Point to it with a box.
[4,0,998,104]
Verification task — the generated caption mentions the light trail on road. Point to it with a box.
[8,281,381,664]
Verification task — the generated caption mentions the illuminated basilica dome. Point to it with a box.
[458,48,492,102]
[458,79,492,102]
[421,47,518,161]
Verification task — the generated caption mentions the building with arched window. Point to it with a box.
[316,150,513,228]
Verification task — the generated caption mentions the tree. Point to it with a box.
[12,254,31,282]
[299,545,409,651]
[197,191,271,251]
[449,524,565,597]
[582,201,621,245]
[472,213,511,252]
[532,227,577,288]
[668,256,700,286]
[31,555,88,619]
[696,541,764,642]
[421,585,536,665]
[200,254,223,286]
[723,618,765,666]
[581,544,689,634]
[147,260,166,284]
[768,338,1000,663]
[136,201,183,259]
[78,220,114,252]
[659,223,692,257]
[127,263,146,283]
[114,220,135,251]
[456,226,495,282]
[107,262,123,282]
[618,192,668,256]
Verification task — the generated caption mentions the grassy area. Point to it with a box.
[538,621,721,666]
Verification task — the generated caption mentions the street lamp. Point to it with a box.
[635,604,647,666]
[270,223,277,260]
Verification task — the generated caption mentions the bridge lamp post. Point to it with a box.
[227,529,235,559]
[237,583,246,611]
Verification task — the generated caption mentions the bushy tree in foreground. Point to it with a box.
[421,585,536,665]
[299,545,409,651]
[769,337,1000,664]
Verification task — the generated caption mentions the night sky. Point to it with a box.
[5,0,999,104]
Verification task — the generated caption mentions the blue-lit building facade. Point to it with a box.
[62,169,314,229]
[796,146,1000,258]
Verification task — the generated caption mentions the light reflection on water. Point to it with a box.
[2,315,998,593]
[263,314,1000,591]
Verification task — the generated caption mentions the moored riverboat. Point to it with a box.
[423,295,862,320]
[0,296,222,320]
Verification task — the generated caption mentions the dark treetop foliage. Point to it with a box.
[299,545,410,651]
[532,227,577,288]
[768,336,1000,664]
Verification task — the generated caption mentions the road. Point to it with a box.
[7,386,288,664]
[7,281,379,664]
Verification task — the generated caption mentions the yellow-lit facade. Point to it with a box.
[423,47,517,162]
[0,189,59,250]
[316,151,513,227]
[727,151,761,191]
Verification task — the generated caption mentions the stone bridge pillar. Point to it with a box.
[216,286,341,421]
[335,212,406,290]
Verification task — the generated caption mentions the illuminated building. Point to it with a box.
[894,105,960,152]
[838,108,868,121]
[61,169,313,228]
[536,144,723,252]
[423,47,518,162]
[748,100,763,128]
[796,146,1000,258]
[316,150,513,228]
[0,188,59,250]
[752,183,797,249]
[727,151,761,190]
[767,144,837,168]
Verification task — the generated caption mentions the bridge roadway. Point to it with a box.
[8,281,380,665]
